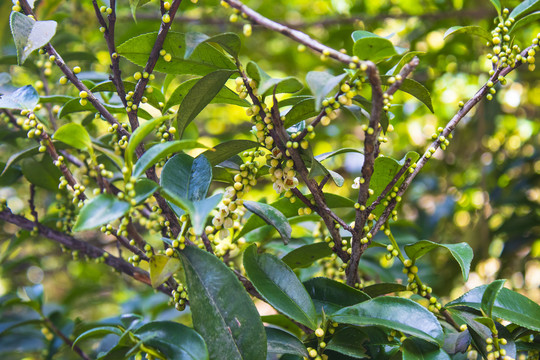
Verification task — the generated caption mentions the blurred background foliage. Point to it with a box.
[0,0,539,357]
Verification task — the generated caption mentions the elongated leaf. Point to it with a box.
[443,330,471,355]
[73,327,123,347]
[266,327,308,358]
[380,76,433,113]
[446,285,540,332]
[1,142,65,176]
[481,279,506,318]
[402,338,451,360]
[180,245,266,360]
[39,95,73,104]
[189,155,212,202]
[315,148,364,163]
[132,140,206,178]
[246,61,303,96]
[191,194,223,235]
[331,297,444,346]
[161,153,194,200]
[260,315,303,338]
[243,244,317,329]
[118,32,236,76]
[510,11,540,33]
[404,240,473,281]
[236,194,354,239]
[53,123,93,155]
[388,51,425,75]
[243,201,292,244]
[0,85,39,110]
[282,98,318,129]
[201,140,260,166]
[134,321,209,360]
[443,26,492,42]
[10,12,57,64]
[353,34,397,63]
[73,194,130,232]
[185,32,241,59]
[490,0,502,15]
[177,70,236,138]
[281,243,333,269]
[326,327,368,358]
[510,0,540,19]
[21,157,61,191]
[149,255,182,289]
[125,115,171,170]
[303,277,370,315]
[306,72,347,110]
[164,77,248,111]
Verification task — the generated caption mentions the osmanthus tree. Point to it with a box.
[0,0,539,359]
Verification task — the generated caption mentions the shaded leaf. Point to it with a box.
[303,277,370,315]
[73,194,130,232]
[326,327,368,359]
[352,32,398,63]
[481,279,506,318]
[266,327,308,358]
[281,243,333,269]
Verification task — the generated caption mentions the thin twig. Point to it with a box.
[42,317,91,360]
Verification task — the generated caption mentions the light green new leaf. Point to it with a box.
[180,245,266,360]
[177,70,236,139]
[331,297,444,346]
[185,32,241,59]
[282,98,318,129]
[353,32,397,63]
[243,244,318,329]
[380,76,434,113]
[53,123,94,155]
[246,61,303,97]
[446,285,540,332]
[21,157,61,191]
[404,240,473,281]
[73,194,131,232]
[306,71,347,110]
[443,26,492,42]
[481,279,506,318]
[0,85,39,110]
[490,0,502,15]
[118,32,236,76]
[243,201,292,244]
[149,254,182,289]
[10,12,57,65]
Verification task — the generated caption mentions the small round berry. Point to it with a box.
[162,13,171,23]
[73,66,81,74]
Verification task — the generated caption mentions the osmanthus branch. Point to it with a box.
[130,0,184,123]
[364,45,535,253]
[17,0,130,140]
[0,208,173,295]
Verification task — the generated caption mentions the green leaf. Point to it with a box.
[481,279,506,318]
[490,0,502,15]
[164,77,248,111]
[379,76,434,113]
[306,71,347,110]
[160,153,212,202]
[266,327,308,358]
[132,140,206,178]
[176,70,236,138]
[370,151,419,215]
[129,0,151,22]
[201,140,260,166]
[10,12,57,65]
[353,32,397,63]
[58,98,152,120]
[52,123,94,155]
[404,240,473,281]
[246,61,303,97]
[73,327,123,347]
[133,179,159,205]
[283,98,318,129]
[242,201,292,244]
[260,315,303,338]
[389,51,425,75]
[24,284,43,309]
[185,32,241,59]
[442,330,471,355]
[443,26,492,42]
[326,327,368,358]
[73,194,131,232]
[304,277,370,315]
[361,283,407,297]
[149,254,182,289]
[243,244,318,329]
[90,81,164,110]
[315,148,363,163]
[189,155,212,202]
[0,85,39,110]
[510,0,540,19]
[0,161,21,186]
[331,297,444,346]
[118,32,236,76]
[39,94,73,104]
[236,194,354,240]
[1,142,65,176]
[281,243,333,269]
[125,115,172,170]
[180,245,266,360]
[21,156,62,191]
[510,11,540,33]
[190,194,223,235]
[402,338,451,360]
[446,285,540,332]
[134,321,209,360]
